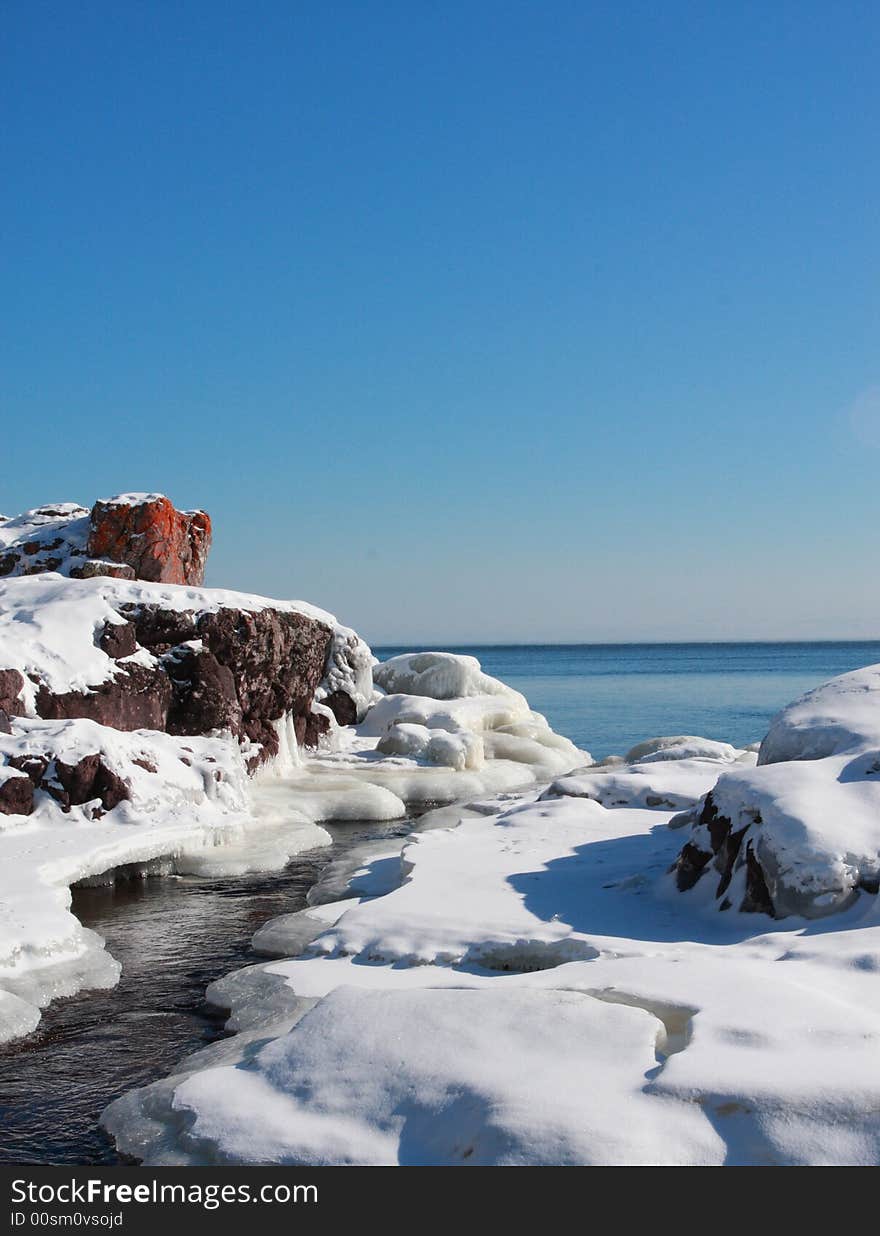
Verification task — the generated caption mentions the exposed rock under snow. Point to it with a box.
[674,665,880,918]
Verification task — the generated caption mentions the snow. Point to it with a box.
[102,781,880,1166]
[542,738,755,812]
[6,568,879,1165]
[622,735,744,764]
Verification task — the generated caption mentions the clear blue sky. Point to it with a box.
[2,2,878,643]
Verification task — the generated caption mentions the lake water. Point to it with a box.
[377,642,880,759]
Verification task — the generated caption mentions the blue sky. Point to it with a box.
[2,2,878,643]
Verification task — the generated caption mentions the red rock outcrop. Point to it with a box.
[87,495,212,586]
[0,495,211,584]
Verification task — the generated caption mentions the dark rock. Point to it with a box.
[99,619,138,660]
[673,790,775,914]
[741,843,775,916]
[0,772,34,816]
[35,663,173,731]
[54,754,130,811]
[165,645,241,735]
[8,754,49,785]
[87,495,212,586]
[54,754,102,806]
[0,669,25,717]
[132,757,157,773]
[324,689,358,727]
[0,708,11,735]
[302,711,331,748]
[195,608,332,723]
[674,841,712,892]
[122,605,199,652]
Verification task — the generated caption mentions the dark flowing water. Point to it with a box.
[0,818,413,1166]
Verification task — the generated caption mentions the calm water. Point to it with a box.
[376,642,880,759]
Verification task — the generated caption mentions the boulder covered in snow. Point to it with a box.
[0,573,358,766]
[673,665,880,918]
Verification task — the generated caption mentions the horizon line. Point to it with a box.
[370,636,880,649]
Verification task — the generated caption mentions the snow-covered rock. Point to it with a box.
[373,651,526,705]
[623,735,743,764]
[0,573,351,763]
[542,736,754,812]
[758,663,880,764]
[674,665,880,918]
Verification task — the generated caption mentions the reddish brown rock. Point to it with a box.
[324,689,358,727]
[54,754,130,811]
[0,770,34,815]
[128,603,333,761]
[35,664,174,731]
[98,619,138,660]
[8,754,50,785]
[163,644,242,736]
[0,669,25,718]
[87,495,212,586]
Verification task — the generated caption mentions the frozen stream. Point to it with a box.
[0,816,416,1166]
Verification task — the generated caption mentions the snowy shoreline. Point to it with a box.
[102,732,880,1166]
[4,498,880,1166]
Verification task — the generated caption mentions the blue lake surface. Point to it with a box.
[374,643,880,760]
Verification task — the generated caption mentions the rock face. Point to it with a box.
[0,494,211,585]
[86,495,211,586]
[128,603,333,759]
[21,602,334,764]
